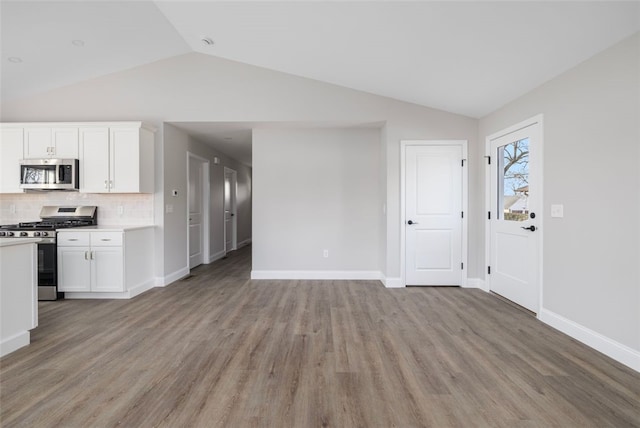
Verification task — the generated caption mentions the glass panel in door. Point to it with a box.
[497,138,529,221]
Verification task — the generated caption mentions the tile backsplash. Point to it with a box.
[0,193,154,225]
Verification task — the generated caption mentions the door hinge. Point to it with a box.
[484,155,491,165]
[461,211,464,219]
[461,159,466,167]
[487,211,491,220]
[487,266,491,275]
[461,262,464,270]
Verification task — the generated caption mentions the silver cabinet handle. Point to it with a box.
[104,180,108,189]
[101,239,111,241]
[68,238,78,241]
[84,251,89,260]
[90,251,94,260]
[109,180,113,190]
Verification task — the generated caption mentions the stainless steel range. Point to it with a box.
[0,206,97,300]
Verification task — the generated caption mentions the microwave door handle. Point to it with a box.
[57,165,63,183]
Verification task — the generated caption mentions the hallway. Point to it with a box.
[1,245,639,427]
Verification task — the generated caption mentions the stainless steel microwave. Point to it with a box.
[19,159,79,191]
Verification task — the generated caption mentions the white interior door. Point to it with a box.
[188,156,204,269]
[405,144,464,286]
[489,119,542,312]
[224,167,237,253]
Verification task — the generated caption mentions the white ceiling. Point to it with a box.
[2,1,639,164]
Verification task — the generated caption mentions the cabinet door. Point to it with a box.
[24,128,52,158]
[52,127,79,158]
[91,247,124,292]
[79,127,110,193]
[58,247,91,292]
[0,128,24,193]
[110,127,140,193]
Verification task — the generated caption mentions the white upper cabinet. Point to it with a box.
[0,122,154,194]
[0,127,24,193]
[80,123,155,193]
[79,127,110,193]
[24,127,79,158]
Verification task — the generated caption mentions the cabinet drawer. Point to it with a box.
[91,232,123,246]
[57,232,90,246]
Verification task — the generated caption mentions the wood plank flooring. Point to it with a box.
[2,245,639,427]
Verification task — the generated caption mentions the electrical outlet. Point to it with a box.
[323,249,329,258]
[9,204,16,214]
[117,206,124,216]
[165,204,173,213]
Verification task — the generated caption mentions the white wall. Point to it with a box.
[163,124,252,278]
[252,128,380,275]
[0,52,478,282]
[478,33,640,352]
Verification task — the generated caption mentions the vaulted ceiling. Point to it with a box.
[2,1,639,119]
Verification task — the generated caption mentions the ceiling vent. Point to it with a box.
[200,37,214,46]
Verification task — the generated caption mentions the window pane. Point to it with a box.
[497,138,529,221]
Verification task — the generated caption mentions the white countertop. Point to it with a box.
[57,225,155,232]
[0,238,42,248]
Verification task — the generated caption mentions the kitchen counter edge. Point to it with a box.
[57,225,155,232]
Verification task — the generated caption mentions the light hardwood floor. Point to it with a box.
[1,245,639,427]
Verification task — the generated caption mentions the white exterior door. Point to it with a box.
[188,156,204,269]
[405,144,464,286]
[224,168,237,253]
[488,118,542,313]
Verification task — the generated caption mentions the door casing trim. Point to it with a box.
[400,140,468,287]
[186,152,210,271]
[223,166,238,254]
[484,114,544,315]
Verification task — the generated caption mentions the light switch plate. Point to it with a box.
[551,204,564,218]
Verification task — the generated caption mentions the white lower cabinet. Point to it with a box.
[58,232,124,293]
[57,227,153,298]
[92,248,124,292]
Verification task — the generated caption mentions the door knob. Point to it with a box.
[521,225,536,232]
[407,220,418,225]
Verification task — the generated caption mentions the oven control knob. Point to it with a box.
[20,232,28,237]
[34,232,41,237]
[7,232,15,237]
[0,232,5,237]
[41,231,48,237]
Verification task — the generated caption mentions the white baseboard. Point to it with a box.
[539,308,640,373]
[128,279,156,298]
[465,278,489,291]
[382,277,404,288]
[1,331,30,357]
[208,250,226,264]
[158,266,190,287]
[237,239,252,249]
[250,270,381,280]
